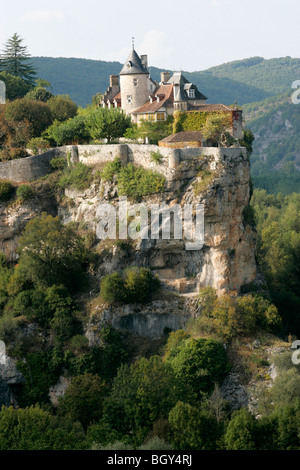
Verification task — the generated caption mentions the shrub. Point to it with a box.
[101,157,122,182]
[4,98,53,138]
[117,163,166,198]
[27,137,50,155]
[16,184,33,202]
[150,151,163,165]
[58,162,93,190]
[0,311,19,342]
[243,205,256,227]
[123,267,160,303]
[100,272,124,303]
[0,180,14,201]
[50,156,67,170]
[100,267,160,304]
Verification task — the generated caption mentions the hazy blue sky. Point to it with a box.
[1,0,299,71]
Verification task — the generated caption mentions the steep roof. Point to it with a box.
[131,84,174,114]
[167,72,207,101]
[119,48,149,75]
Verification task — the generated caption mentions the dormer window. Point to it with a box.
[133,78,138,87]
[127,61,132,69]
[188,88,195,98]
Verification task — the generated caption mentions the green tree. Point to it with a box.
[17,213,86,291]
[25,79,54,102]
[224,408,257,450]
[167,338,231,397]
[101,356,191,445]
[16,349,64,406]
[4,98,53,138]
[0,33,36,86]
[0,71,30,100]
[168,401,220,450]
[44,114,90,145]
[201,112,232,146]
[85,107,131,142]
[57,373,107,430]
[0,405,86,450]
[47,95,78,122]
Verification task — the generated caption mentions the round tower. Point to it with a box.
[119,48,151,116]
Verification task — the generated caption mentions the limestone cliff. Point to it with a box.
[0,145,256,292]
[57,146,257,296]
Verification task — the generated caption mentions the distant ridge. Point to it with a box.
[30,56,299,107]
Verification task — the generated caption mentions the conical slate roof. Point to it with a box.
[119,48,149,75]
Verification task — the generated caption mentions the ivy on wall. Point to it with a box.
[173,110,233,134]
[173,111,209,133]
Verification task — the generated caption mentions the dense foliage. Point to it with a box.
[100,267,160,304]
[251,190,300,335]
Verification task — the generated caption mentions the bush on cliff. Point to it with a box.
[117,163,166,198]
[16,184,33,202]
[58,162,93,190]
[0,180,14,201]
[100,267,160,304]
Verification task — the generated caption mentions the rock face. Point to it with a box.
[0,355,24,407]
[0,145,257,336]
[58,147,257,295]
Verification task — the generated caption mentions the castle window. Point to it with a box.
[188,88,195,98]
[126,95,132,104]
[133,78,138,87]
[156,112,165,121]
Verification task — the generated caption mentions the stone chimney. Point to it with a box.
[160,71,171,84]
[109,75,119,88]
[140,55,148,69]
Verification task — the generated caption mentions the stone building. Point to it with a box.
[101,46,243,139]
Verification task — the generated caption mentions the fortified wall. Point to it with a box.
[0,144,247,183]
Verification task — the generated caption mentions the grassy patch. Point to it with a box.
[117,163,166,198]
[58,162,93,191]
[193,170,214,196]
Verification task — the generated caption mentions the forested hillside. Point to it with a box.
[30,56,299,108]
[205,56,300,96]
[242,92,300,193]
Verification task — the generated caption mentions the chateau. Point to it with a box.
[101,46,243,140]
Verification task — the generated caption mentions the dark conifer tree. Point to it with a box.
[0,33,36,87]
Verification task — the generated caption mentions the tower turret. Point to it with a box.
[119,48,154,116]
